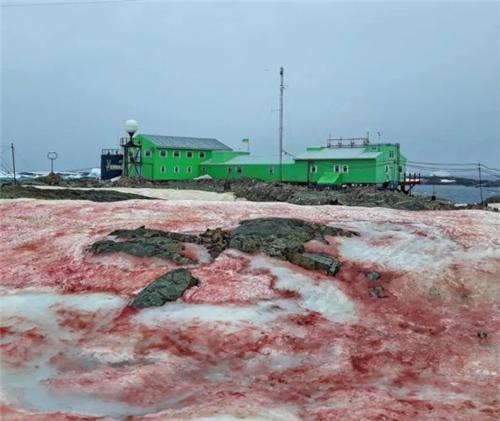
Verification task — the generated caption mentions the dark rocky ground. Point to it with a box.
[10,174,468,210]
[90,218,358,308]
[0,184,151,202]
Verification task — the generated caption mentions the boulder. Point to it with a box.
[198,228,230,258]
[287,251,341,276]
[366,271,381,281]
[368,285,387,299]
[131,269,200,308]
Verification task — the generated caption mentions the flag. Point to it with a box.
[241,138,250,144]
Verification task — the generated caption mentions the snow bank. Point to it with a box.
[32,185,235,201]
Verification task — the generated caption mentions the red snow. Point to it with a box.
[0,198,499,420]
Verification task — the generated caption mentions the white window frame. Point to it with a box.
[173,150,180,158]
[199,151,206,159]
[385,165,390,174]
[159,150,167,158]
[186,151,193,159]
[174,166,180,174]
[201,167,207,174]
[334,164,340,173]
[236,167,243,174]
[310,165,317,174]
[144,149,152,158]
[187,166,192,174]
[342,165,349,173]
[160,165,166,173]
[227,167,232,173]
[389,151,395,159]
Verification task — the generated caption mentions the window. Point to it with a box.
[399,165,403,173]
[201,167,207,174]
[385,165,390,174]
[159,150,167,158]
[199,151,206,159]
[334,164,340,173]
[173,150,180,158]
[236,167,242,174]
[174,166,180,173]
[389,151,395,159]
[186,151,193,158]
[144,150,152,158]
[310,165,317,173]
[160,165,166,173]
[187,166,192,174]
[342,165,349,173]
[227,167,232,173]
[269,167,274,175]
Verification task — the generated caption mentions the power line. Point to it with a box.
[2,0,142,7]
[407,160,477,167]
[480,164,500,173]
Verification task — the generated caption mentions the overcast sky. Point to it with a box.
[1,0,499,173]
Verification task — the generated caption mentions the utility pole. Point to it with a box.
[10,143,17,184]
[279,67,284,182]
[396,143,400,188]
[478,163,484,204]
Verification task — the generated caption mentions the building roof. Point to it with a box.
[142,134,232,151]
[203,155,295,166]
[295,148,381,161]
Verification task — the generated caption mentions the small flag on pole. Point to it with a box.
[241,138,250,152]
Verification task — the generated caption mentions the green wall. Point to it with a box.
[127,135,215,180]
[125,135,407,186]
[203,161,308,183]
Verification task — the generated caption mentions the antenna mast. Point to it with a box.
[279,66,285,182]
[10,143,17,185]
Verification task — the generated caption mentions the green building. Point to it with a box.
[125,134,406,186]
[126,134,232,180]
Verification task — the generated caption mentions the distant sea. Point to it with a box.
[413,185,500,204]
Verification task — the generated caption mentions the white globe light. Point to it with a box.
[125,119,139,135]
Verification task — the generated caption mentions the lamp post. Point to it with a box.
[123,119,138,177]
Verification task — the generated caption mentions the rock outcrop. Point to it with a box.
[228,217,353,274]
[90,218,356,277]
[90,226,196,265]
[131,269,199,308]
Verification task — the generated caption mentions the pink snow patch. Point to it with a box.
[0,199,499,420]
[186,251,283,304]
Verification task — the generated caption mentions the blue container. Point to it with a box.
[101,149,123,180]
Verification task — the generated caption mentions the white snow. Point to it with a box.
[133,299,302,331]
[0,292,125,323]
[249,255,356,323]
[31,185,235,201]
[88,168,101,178]
[0,292,152,417]
[335,219,500,274]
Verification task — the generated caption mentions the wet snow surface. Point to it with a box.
[0,198,499,420]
